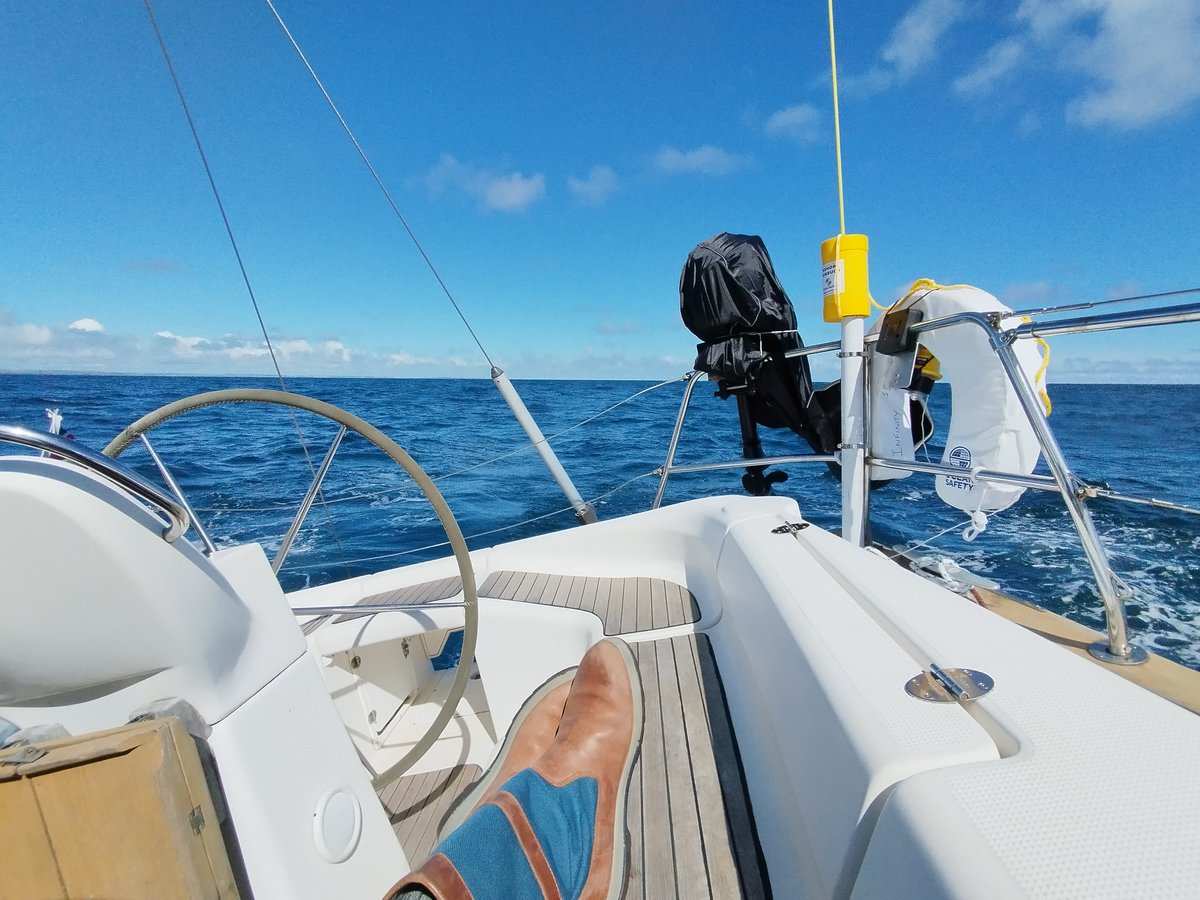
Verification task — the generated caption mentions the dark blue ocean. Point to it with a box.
[2,374,1197,670]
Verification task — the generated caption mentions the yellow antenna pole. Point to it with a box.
[828,0,846,235]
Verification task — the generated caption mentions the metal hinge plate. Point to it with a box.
[189,806,205,834]
[905,664,994,703]
[771,521,810,535]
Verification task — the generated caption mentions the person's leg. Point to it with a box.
[386,638,643,900]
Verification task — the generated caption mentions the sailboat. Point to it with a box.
[3,4,1200,898]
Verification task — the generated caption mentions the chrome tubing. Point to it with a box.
[783,339,841,359]
[906,300,1200,343]
[891,304,1156,663]
[1013,299,1200,339]
[661,454,839,477]
[870,458,1060,492]
[291,601,469,616]
[652,371,703,509]
[274,425,346,573]
[140,434,216,554]
[0,424,190,542]
[990,334,1147,665]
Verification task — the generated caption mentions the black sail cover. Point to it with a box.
[679,233,839,457]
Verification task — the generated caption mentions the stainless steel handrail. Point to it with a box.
[291,602,470,616]
[660,455,838,477]
[653,340,846,508]
[1014,299,1200,339]
[657,300,1200,665]
[0,425,190,542]
[870,458,1060,492]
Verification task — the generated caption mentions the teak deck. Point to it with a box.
[324,571,700,635]
[377,633,769,898]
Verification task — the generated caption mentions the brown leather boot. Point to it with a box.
[388,638,643,900]
[439,669,574,837]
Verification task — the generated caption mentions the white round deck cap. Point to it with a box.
[312,787,363,863]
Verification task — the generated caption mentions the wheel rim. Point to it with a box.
[105,388,478,783]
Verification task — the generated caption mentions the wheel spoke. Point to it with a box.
[274,424,346,573]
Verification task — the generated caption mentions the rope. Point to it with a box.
[263,0,494,368]
[896,517,976,556]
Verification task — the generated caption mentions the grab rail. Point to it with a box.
[0,425,190,542]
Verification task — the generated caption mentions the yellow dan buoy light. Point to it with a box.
[820,233,870,322]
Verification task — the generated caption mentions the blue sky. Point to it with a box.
[2,0,1199,381]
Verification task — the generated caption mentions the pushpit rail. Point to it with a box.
[653,298,1200,666]
[0,425,191,543]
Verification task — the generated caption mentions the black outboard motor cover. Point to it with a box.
[680,233,838,456]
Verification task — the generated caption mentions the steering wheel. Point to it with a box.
[104,388,477,784]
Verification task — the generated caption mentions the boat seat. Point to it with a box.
[375,633,767,897]
[307,571,700,655]
[0,456,305,734]
[478,570,701,634]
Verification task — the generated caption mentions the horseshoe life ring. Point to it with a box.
[869,283,1050,520]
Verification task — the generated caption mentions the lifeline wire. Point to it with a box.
[263,0,494,368]
[431,376,683,483]
[194,375,683,512]
[285,471,661,572]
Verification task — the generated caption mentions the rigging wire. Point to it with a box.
[142,0,350,571]
[143,0,289,396]
[193,375,683,512]
[431,376,682,483]
[263,0,494,368]
[1010,285,1200,319]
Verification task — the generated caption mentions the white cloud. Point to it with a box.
[960,0,1200,129]
[69,317,105,334]
[324,340,351,362]
[953,37,1025,95]
[220,344,269,360]
[763,104,822,143]
[844,0,968,95]
[422,154,546,212]
[1062,0,1200,128]
[274,339,312,356]
[482,172,546,212]
[654,145,746,175]
[568,166,619,205]
[155,330,208,358]
[6,322,52,345]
